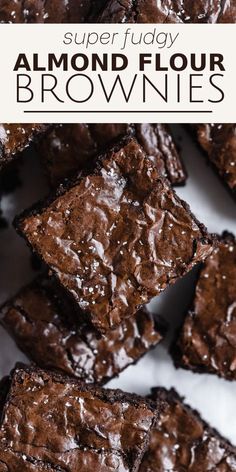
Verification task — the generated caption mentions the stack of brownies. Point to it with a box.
[0,0,236,470]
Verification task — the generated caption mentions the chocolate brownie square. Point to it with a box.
[38,123,186,187]
[16,137,213,333]
[0,365,158,472]
[16,136,213,333]
[0,0,107,23]
[98,0,236,23]
[192,124,236,199]
[139,387,236,471]
[0,124,47,171]
[2,0,234,23]
[0,276,166,384]
[172,232,236,381]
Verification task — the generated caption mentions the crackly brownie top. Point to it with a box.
[193,124,236,195]
[0,366,157,472]
[0,124,46,170]
[1,276,164,383]
[173,232,236,381]
[99,0,236,23]
[39,123,185,187]
[17,137,213,333]
[140,387,236,471]
[0,0,106,23]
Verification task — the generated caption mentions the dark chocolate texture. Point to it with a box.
[99,0,236,23]
[38,123,186,187]
[0,365,157,472]
[140,387,236,471]
[0,124,46,171]
[0,206,7,230]
[192,124,236,199]
[1,0,235,23]
[16,137,214,333]
[0,276,165,384]
[172,232,236,381]
[0,0,106,23]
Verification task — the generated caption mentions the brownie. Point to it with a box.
[139,387,236,471]
[99,0,236,23]
[172,232,236,381]
[38,123,186,187]
[0,276,166,384]
[192,124,236,199]
[0,365,158,472]
[0,0,107,23]
[16,137,214,333]
[0,123,47,171]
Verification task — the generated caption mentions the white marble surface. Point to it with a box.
[0,125,236,444]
